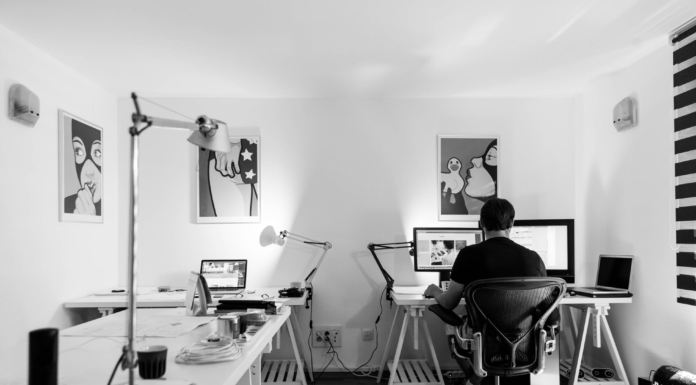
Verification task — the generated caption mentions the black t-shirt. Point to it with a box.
[450,237,547,287]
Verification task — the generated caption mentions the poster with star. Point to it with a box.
[197,136,260,223]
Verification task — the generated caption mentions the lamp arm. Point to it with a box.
[130,92,216,136]
[367,241,414,301]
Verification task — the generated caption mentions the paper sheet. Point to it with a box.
[392,286,428,295]
[63,312,214,338]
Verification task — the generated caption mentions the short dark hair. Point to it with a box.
[480,198,515,231]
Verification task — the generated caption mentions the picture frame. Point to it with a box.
[437,135,499,221]
[59,110,104,223]
[197,135,260,223]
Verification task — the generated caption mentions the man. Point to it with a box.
[423,198,549,384]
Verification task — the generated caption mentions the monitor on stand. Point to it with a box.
[509,219,575,283]
[413,227,485,285]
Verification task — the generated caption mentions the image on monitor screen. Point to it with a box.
[200,260,247,289]
[413,228,484,272]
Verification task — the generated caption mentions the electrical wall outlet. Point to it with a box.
[312,326,342,348]
[362,328,374,341]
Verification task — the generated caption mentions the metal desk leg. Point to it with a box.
[377,305,402,383]
[250,354,263,385]
[290,309,314,383]
[388,308,412,385]
[286,317,308,385]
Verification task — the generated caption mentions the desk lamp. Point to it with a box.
[122,93,233,384]
[367,241,414,301]
[273,230,332,308]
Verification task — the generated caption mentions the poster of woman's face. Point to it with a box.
[197,136,260,223]
[438,135,498,221]
[59,111,103,223]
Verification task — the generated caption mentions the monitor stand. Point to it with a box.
[439,271,450,287]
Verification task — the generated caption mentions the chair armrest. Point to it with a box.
[428,304,464,327]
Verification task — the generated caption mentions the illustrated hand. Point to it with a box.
[424,284,443,298]
[214,143,241,179]
[74,183,96,215]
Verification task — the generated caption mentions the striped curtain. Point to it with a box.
[673,20,696,306]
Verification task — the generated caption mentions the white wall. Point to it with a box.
[0,24,118,382]
[117,97,576,370]
[576,44,696,378]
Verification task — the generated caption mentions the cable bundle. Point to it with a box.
[175,336,241,365]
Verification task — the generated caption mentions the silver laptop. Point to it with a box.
[572,255,633,295]
[200,259,247,295]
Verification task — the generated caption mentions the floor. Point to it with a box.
[308,372,466,384]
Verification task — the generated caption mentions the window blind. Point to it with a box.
[673,19,696,306]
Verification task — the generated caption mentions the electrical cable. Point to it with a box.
[107,351,125,385]
[315,285,388,381]
[313,340,336,384]
[175,336,241,364]
[307,289,315,385]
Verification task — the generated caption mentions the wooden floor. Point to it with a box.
[308,372,466,384]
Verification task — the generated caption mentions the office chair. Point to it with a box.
[429,277,566,384]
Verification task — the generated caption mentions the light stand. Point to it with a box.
[123,93,233,384]
[273,230,332,308]
[367,241,414,301]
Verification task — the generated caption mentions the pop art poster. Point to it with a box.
[59,110,103,223]
[197,136,260,223]
[438,135,498,221]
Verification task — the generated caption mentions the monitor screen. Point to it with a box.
[413,227,484,272]
[200,260,247,289]
[509,219,575,283]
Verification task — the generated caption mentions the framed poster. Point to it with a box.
[438,135,498,221]
[197,136,260,223]
[59,110,103,223]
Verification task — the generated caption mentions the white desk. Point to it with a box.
[377,290,632,385]
[60,307,305,385]
[65,287,314,384]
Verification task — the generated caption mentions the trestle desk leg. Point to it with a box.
[290,310,314,383]
[285,318,308,385]
[388,308,412,385]
[377,305,402,383]
[599,314,629,383]
[421,316,445,385]
[568,309,591,385]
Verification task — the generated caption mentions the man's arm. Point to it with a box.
[424,280,466,311]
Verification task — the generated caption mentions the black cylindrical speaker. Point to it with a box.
[29,328,58,385]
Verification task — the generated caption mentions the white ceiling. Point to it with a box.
[1,0,695,98]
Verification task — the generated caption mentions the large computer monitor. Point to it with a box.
[413,227,485,283]
[509,219,575,283]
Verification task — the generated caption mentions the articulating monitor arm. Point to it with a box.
[367,241,414,301]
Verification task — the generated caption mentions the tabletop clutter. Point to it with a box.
[174,304,272,366]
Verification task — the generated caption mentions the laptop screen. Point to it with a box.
[597,256,632,289]
[200,260,247,290]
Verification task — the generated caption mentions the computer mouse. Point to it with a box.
[423,294,434,299]
[247,289,256,294]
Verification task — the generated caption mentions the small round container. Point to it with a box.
[218,315,240,339]
[136,345,167,379]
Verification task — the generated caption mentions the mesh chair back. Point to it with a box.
[464,277,565,376]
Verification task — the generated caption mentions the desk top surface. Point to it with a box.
[390,287,633,306]
[60,307,289,385]
[65,286,308,308]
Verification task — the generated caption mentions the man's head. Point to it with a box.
[479,198,515,232]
